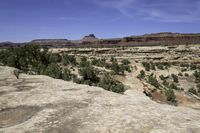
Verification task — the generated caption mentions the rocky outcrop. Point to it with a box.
[81,34,98,43]
[0,66,200,133]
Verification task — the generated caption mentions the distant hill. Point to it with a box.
[1,32,200,48]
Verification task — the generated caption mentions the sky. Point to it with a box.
[0,0,200,42]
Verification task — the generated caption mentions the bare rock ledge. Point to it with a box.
[0,66,200,133]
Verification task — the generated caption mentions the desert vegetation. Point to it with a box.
[0,44,133,93]
[0,43,200,106]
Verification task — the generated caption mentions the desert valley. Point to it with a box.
[0,33,200,132]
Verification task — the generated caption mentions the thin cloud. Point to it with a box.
[93,0,200,22]
[93,0,133,17]
[51,16,80,21]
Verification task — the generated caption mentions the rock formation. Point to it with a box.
[0,66,200,133]
[1,32,200,48]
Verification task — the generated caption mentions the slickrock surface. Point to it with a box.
[0,66,200,133]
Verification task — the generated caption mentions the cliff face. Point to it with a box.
[1,66,200,133]
[1,32,200,48]
[96,33,200,46]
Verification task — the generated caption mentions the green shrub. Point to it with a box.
[121,64,132,73]
[43,64,62,79]
[162,80,169,87]
[156,63,164,70]
[150,62,156,70]
[184,73,189,77]
[91,58,99,66]
[62,54,76,66]
[148,76,159,88]
[110,57,117,62]
[110,60,125,75]
[181,68,187,72]
[49,53,62,63]
[166,88,176,103]
[178,72,183,76]
[169,83,179,90]
[159,75,165,80]
[92,58,107,67]
[79,56,89,67]
[0,50,8,64]
[72,74,82,84]
[79,64,99,84]
[188,87,198,95]
[197,84,200,93]
[98,73,125,93]
[163,62,171,68]
[105,63,111,69]
[193,70,200,83]
[137,70,145,79]
[142,62,150,71]
[180,63,189,68]
[62,68,72,81]
[121,59,130,65]
[190,64,197,70]
[0,44,51,72]
[171,74,179,83]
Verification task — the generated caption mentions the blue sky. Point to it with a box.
[0,0,200,42]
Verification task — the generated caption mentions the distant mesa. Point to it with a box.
[31,39,69,43]
[81,34,98,43]
[1,32,200,48]
[30,39,72,48]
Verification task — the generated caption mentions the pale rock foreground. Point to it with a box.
[0,66,200,133]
